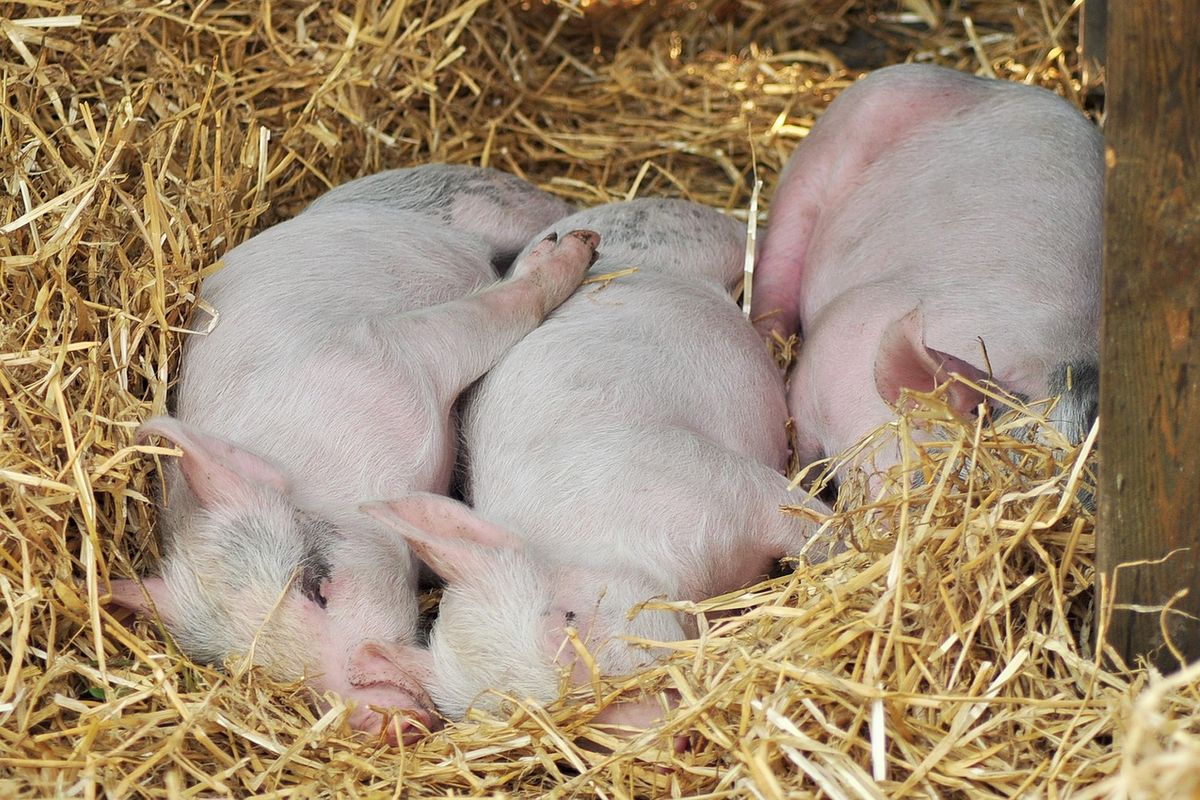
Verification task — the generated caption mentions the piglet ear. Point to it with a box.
[138,416,289,509]
[361,494,521,584]
[107,576,175,623]
[874,308,988,418]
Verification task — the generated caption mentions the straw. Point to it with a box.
[5,1,1189,797]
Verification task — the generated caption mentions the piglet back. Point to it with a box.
[305,163,574,268]
[513,197,746,292]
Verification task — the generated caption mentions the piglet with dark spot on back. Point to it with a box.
[113,165,598,744]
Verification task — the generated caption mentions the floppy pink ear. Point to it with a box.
[936,352,991,418]
[138,416,289,509]
[107,576,174,622]
[874,308,988,417]
[367,493,524,549]
[361,494,521,583]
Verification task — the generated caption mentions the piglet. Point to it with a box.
[110,165,599,743]
[365,198,830,742]
[752,64,1102,483]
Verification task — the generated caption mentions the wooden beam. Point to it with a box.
[1098,1,1200,670]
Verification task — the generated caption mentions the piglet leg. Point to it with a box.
[402,229,600,399]
[754,68,981,340]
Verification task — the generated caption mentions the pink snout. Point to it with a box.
[591,689,690,754]
[344,683,440,746]
[331,638,439,746]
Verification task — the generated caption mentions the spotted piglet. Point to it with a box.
[112,165,599,743]
[366,198,830,741]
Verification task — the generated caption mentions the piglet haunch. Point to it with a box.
[368,198,830,738]
[112,165,598,743]
[753,63,1102,483]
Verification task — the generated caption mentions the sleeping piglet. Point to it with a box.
[752,63,1102,483]
[365,198,830,741]
[111,165,599,743]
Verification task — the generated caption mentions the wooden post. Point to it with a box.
[1098,1,1200,670]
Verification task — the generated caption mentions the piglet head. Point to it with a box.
[113,416,436,744]
[363,494,686,727]
[791,306,993,487]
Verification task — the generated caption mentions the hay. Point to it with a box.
[2,0,1194,797]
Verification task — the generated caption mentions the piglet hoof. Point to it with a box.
[512,228,601,315]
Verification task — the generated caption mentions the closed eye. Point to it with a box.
[294,509,335,610]
[298,563,330,609]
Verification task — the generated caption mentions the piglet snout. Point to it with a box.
[347,701,438,746]
[590,688,690,753]
[339,639,439,745]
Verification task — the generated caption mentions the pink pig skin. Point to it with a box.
[366,198,829,737]
[753,64,1102,480]
[110,165,598,744]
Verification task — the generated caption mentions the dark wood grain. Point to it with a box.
[1099,0,1200,670]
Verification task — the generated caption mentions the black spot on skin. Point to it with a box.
[1048,360,1100,442]
[598,204,654,251]
[564,611,577,625]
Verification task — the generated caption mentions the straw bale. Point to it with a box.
[2,0,1195,797]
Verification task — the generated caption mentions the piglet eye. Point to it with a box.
[294,511,334,610]
[298,563,330,609]
[564,611,576,625]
